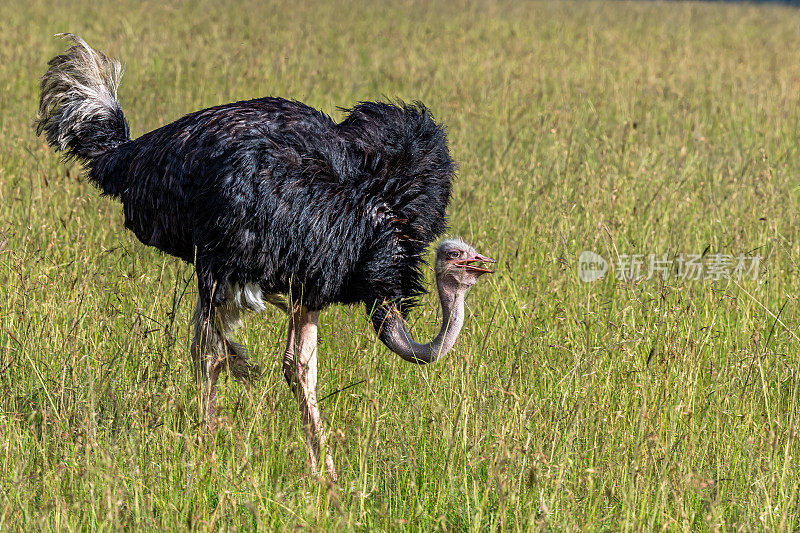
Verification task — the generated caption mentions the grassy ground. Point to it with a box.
[2,0,800,529]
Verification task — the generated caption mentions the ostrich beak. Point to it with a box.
[457,251,495,274]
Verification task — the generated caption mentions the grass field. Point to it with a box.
[2,0,800,529]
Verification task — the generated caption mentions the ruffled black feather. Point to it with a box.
[86,97,454,316]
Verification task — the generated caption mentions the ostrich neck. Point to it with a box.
[380,279,468,364]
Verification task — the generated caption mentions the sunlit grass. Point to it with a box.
[2,0,800,529]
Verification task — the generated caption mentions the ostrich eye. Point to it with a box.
[448,250,460,259]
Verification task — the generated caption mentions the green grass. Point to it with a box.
[2,0,800,529]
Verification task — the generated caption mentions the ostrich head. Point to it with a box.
[377,238,494,364]
[434,238,495,288]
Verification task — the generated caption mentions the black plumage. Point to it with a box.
[86,96,452,323]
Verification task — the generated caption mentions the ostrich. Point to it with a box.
[35,35,494,479]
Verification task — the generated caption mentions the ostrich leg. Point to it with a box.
[191,300,222,432]
[286,307,337,480]
[282,310,297,391]
[191,297,241,432]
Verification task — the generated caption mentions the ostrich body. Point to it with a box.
[35,35,493,479]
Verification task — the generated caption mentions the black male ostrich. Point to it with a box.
[35,35,493,479]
